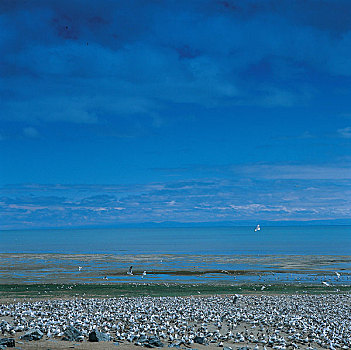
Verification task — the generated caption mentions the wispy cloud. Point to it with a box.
[154,163,351,180]
[1,173,350,229]
[338,126,351,138]
[238,164,351,180]
[23,126,40,138]
[2,0,351,130]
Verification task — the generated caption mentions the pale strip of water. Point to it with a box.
[1,226,350,255]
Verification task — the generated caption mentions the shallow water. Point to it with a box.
[0,253,350,284]
[1,225,350,254]
[0,226,350,284]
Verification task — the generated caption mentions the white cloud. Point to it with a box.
[238,164,351,180]
[338,126,351,138]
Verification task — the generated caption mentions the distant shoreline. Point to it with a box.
[2,221,351,231]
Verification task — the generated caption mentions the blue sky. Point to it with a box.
[1,0,351,229]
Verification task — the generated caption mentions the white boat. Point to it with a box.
[254,224,261,232]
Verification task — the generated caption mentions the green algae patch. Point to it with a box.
[0,283,350,300]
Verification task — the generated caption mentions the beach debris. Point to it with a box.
[20,329,43,341]
[0,321,11,335]
[0,338,15,347]
[147,335,164,347]
[322,281,330,286]
[138,335,148,343]
[335,271,341,278]
[194,336,208,345]
[88,330,111,342]
[0,293,351,349]
[62,326,83,341]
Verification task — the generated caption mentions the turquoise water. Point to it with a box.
[0,225,350,255]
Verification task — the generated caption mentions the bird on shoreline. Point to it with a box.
[127,266,133,275]
[1,294,350,348]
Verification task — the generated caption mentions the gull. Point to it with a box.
[78,266,82,271]
[127,266,133,275]
[255,224,261,232]
[142,271,147,278]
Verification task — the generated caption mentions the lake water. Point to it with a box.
[0,225,350,255]
[0,226,350,284]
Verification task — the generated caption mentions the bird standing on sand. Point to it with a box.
[127,266,133,275]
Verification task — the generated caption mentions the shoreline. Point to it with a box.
[1,282,350,301]
[1,253,351,285]
[1,292,350,349]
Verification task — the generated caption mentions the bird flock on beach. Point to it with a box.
[1,294,351,349]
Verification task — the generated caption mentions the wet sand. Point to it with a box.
[1,254,350,348]
[1,253,351,284]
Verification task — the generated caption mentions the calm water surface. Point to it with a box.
[1,226,350,283]
[0,226,350,255]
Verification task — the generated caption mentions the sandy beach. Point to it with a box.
[1,253,351,285]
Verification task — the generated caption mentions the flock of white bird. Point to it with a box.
[1,293,351,348]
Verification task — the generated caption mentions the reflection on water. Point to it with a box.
[1,226,350,284]
[1,226,351,255]
[0,253,350,284]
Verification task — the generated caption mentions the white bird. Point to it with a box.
[142,271,147,278]
[261,285,266,290]
[78,266,82,271]
[335,271,341,279]
[255,224,261,232]
[127,266,133,275]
